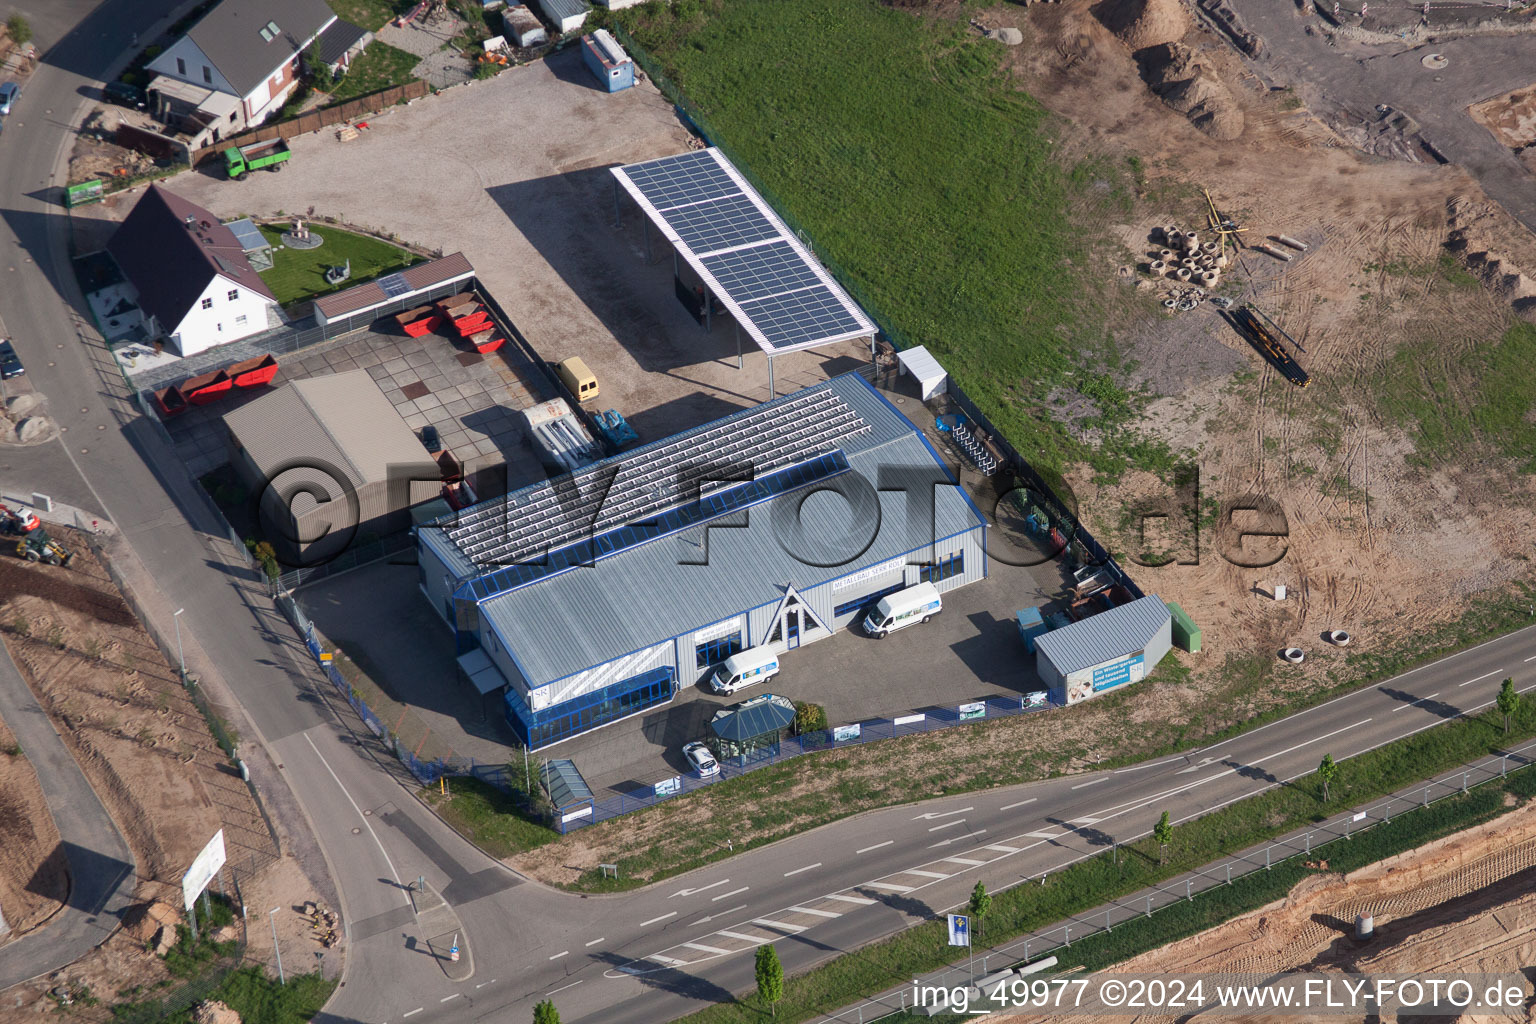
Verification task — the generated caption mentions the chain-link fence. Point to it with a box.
[818,737,1536,1022]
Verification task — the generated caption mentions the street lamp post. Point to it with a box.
[269,907,285,984]
[173,608,186,685]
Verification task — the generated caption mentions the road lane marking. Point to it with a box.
[1460,670,1504,687]
[1026,831,1062,839]
[752,917,805,933]
[930,829,986,848]
[303,734,406,895]
[651,953,686,965]
[784,862,821,877]
[986,844,1021,853]
[999,797,1037,811]
[670,878,730,898]
[856,840,894,854]
[1526,655,1536,662]
[402,1011,423,1019]
[1391,692,1439,712]
[691,904,747,925]
[683,941,731,954]
[825,893,877,905]
[1114,755,1189,773]
[789,906,842,918]
[712,886,750,901]
[585,937,605,946]
[864,881,914,892]
[548,950,568,960]
[717,929,768,944]
[640,912,677,927]
[1250,719,1371,767]
[903,869,950,879]
[914,806,973,820]
[441,994,461,1002]
[928,819,965,832]
[1071,777,1109,789]
[943,857,987,866]
[546,980,584,996]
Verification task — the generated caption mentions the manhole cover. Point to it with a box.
[1421,53,1448,69]
[352,827,362,834]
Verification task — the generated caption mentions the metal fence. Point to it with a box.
[818,736,1536,1022]
[272,531,416,592]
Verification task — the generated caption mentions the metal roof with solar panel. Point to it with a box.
[223,217,273,271]
[612,148,876,355]
[376,273,410,299]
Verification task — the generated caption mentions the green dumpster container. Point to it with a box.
[1166,601,1201,653]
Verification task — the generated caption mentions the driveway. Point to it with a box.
[163,47,873,450]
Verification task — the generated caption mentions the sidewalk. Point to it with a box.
[0,643,135,989]
[817,736,1536,1021]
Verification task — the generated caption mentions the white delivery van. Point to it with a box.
[862,582,943,637]
[709,647,780,695]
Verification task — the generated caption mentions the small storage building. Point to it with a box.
[1166,600,1202,653]
[581,29,634,92]
[501,5,547,46]
[1035,595,1172,705]
[536,0,588,35]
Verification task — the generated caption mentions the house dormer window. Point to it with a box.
[228,288,238,302]
[201,297,213,310]
[203,65,212,83]
[177,57,186,75]
[259,20,280,42]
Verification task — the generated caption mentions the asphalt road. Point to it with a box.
[0,641,133,989]
[4,7,1536,1024]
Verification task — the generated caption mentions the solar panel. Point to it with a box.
[740,286,869,350]
[701,241,821,301]
[377,273,410,298]
[666,194,777,254]
[624,150,739,211]
[225,218,269,253]
[613,148,875,354]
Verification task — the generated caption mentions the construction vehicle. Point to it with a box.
[224,138,291,180]
[0,503,40,533]
[11,528,72,566]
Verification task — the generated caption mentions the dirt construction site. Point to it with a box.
[0,531,331,1018]
[969,0,1536,734]
[986,796,1536,1023]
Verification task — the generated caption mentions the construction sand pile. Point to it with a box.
[1448,198,1536,319]
[1096,0,1190,50]
[1141,42,1245,140]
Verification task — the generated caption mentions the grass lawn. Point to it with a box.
[326,0,409,33]
[326,41,421,103]
[420,776,559,859]
[619,0,1146,479]
[258,224,415,307]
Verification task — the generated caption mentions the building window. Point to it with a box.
[216,323,223,332]
[834,581,905,619]
[200,297,213,309]
[227,289,238,302]
[235,314,247,326]
[695,629,743,669]
[176,57,186,75]
[920,552,965,584]
[509,667,674,749]
[203,65,212,84]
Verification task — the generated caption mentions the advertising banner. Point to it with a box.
[1092,653,1145,693]
[181,829,226,912]
[833,724,861,742]
[958,702,986,721]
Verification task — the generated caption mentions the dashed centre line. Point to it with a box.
[640,911,677,927]
[928,819,966,832]
[1071,777,1109,789]
[856,840,893,854]
[712,886,750,901]
[783,862,821,877]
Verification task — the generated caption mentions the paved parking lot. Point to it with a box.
[162,313,553,483]
[165,46,872,449]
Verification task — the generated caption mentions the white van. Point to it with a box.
[708,647,780,695]
[862,582,943,638]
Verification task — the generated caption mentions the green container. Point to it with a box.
[1166,600,1202,653]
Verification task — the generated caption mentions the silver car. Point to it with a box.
[0,82,19,116]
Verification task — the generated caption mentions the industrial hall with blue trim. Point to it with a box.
[416,372,989,750]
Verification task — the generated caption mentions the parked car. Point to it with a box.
[682,740,719,778]
[102,81,147,111]
[0,339,24,379]
[420,424,441,453]
[0,82,19,116]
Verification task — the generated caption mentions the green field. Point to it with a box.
[325,0,410,33]
[618,1,1144,478]
[258,224,416,307]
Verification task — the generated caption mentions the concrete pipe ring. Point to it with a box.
[1281,647,1306,664]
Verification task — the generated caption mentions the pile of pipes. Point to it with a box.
[1147,224,1227,290]
[1161,286,1209,313]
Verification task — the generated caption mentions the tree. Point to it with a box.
[5,15,31,46]
[532,1000,560,1024]
[792,701,827,737]
[968,881,991,943]
[1497,677,1520,735]
[1318,753,1339,802]
[755,943,784,1017]
[1152,811,1173,865]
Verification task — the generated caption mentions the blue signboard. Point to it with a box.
[1092,653,1145,692]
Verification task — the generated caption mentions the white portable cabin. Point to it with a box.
[536,0,589,35]
[502,5,547,47]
